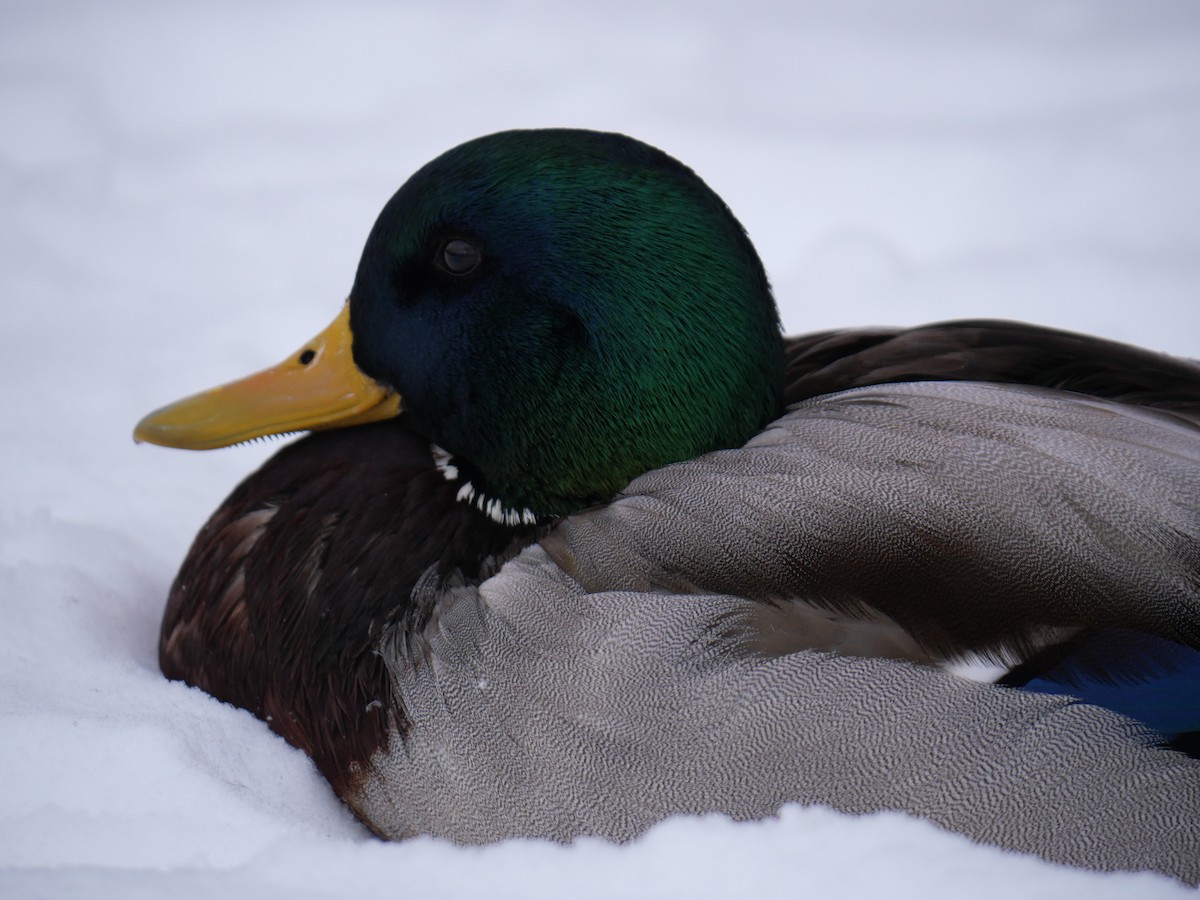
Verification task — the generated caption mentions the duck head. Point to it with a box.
[135,129,783,520]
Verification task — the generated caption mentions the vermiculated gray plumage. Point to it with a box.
[352,382,1200,881]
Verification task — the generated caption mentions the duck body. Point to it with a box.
[140,129,1200,880]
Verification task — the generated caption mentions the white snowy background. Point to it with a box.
[2,2,1199,897]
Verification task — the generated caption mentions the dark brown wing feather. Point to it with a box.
[778,320,1200,683]
[784,319,1200,421]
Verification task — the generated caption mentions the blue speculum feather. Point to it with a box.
[1010,630,1200,745]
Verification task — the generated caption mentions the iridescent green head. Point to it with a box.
[350,129,782,520]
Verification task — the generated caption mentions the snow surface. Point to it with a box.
[3,2,1199,897]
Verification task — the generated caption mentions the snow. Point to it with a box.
[2,1,1198,897]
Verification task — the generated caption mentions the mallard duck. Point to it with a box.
[136,129,1200,879]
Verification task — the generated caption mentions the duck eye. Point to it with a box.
[438,238,482,275]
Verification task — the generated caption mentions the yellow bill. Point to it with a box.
[134,302,401,450]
